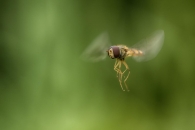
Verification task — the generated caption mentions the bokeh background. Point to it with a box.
[0,0,195,130]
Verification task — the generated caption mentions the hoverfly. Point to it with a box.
[81,30,164,91]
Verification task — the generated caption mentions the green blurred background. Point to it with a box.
[1,0,195,130]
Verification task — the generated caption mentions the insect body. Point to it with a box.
[107,45,144,91]
[81,30,164,91]
[107,45,143,60]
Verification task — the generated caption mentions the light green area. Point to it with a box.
[1,0,195,130]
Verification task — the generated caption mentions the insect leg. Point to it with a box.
[114,60,124,91]
[114,59,122,78]
[118,61,125,91]
[114,59,119,77]
[122,61,130,91]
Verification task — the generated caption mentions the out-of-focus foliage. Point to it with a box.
[0,0,195,130]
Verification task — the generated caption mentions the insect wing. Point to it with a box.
[132,30,164,62]
[81,32,111,62]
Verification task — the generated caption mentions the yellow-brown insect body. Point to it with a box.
[107,45,143,60]
[106,45,144,91]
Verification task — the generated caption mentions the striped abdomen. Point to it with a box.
[126,48,143,57]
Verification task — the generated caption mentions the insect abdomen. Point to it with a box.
[127,49,143,56]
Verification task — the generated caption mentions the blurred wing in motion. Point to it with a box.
[81,32,111,62]
[132,30,164,62]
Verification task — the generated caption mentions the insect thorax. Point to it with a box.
[118,46,128,60]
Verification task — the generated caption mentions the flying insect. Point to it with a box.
[81,30,164,91]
